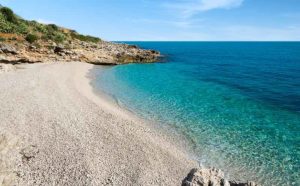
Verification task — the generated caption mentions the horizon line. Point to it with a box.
[112,40,300,42]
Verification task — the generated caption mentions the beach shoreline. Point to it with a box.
[0,62,198,185]
[87,65,201,161]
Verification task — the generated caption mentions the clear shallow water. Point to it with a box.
[91,42,300,185]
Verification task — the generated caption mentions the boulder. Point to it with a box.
[127,44,138,49]
[182,168,258,186]
[0,43,18,54]
[28,45,37,51]
[54,44,65,54]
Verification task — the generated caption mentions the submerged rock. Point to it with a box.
[182,167,258,186]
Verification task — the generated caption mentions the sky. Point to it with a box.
[1,0,300,41]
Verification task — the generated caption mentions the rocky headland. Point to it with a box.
[0,40,160,65]
[0,6,160,65]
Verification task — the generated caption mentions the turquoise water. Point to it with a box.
[91,42,300,185]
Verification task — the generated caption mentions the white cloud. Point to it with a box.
[199,0,244,11]
[130,17,204,29]
[165,0,244,18]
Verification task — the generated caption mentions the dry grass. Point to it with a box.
[0,33,24,41]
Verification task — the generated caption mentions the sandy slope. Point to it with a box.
[0,62,197,186]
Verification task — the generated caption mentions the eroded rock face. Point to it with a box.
[182,168,258,186]
[0,43,18,55]
[0,40,161,65]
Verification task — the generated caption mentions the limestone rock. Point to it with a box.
[182,168,258,186]
[0,39,161,65]
[0,43,18,55]
[54,44,65,53]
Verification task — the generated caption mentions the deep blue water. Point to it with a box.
[91,42,300,185]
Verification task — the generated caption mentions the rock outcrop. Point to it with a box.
[182,168,258,186]
[0,41,161,65]
[0,5,161,65]
[0,43,18,54]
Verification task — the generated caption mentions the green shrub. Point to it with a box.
[28,21,47,33]
[0,6,102,44]
[41,34,49,41]
[25,33,39,43]
[48,24,58,31]
[0,7,18,23]
[0,37,6,42]
[14,21,28,34]
[0,12,14,33]
[69,29,77,34]
[53,33,65,43]
[0,8,28,34]
[85,35,101,43]
[35,25,47,33]
[41,31,65,43]
[70,32,101,43]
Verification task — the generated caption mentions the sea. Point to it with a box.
[90,42,300,185]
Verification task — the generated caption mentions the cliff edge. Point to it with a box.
[0,6,160,65]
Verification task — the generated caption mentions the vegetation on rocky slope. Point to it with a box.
[0,5,160,65]
[0,6,101,44]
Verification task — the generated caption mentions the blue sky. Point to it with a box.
[1,0,300,41]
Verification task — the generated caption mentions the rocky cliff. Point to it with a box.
[0,6,160,65]
[0,40,160,65]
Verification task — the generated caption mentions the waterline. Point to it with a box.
[91,42,300,185]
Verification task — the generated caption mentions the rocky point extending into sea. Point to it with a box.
[0,39,161,65]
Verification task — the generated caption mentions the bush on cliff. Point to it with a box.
[70,32,101,43]
[0,5,102,44]
[29,21,48,33]
[0,7,17,23]
[25,33,39,43]
[0,6,29,34]
[48,24,59,31]
[53,33,65,43]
